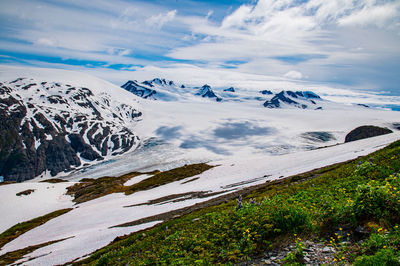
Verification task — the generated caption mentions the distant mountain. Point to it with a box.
[0,76,142,182]
[121,80,157,99]
[259,90,273,95]
[195,85,222,102]
[121,79,223,102]
[224,87,235,92]
[263,90,322,109]
[121,79,326,108]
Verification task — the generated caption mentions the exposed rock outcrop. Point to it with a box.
[344,125,393,143]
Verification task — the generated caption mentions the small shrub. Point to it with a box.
[282,238,305,266]
[352,173,400,223]
[354,248,399,266]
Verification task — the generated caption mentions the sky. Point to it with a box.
[0,0,399,96]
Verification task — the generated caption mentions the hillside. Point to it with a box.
[75,139,400,265]
[0,66,143,182]
[0,134,399,265]
[0,66,399,265]
[1,66,399,183]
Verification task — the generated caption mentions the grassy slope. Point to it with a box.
[0,237,73,266]
[0,208,73,250]
[67,163,213,204]
[77,140,400,265]
[0,208,73,265]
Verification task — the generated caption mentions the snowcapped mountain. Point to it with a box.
[122,78,225,102]
[195,84,222,102]
[121,78,181,101]
[263,90,322,109]
[121,80,157,99]
[121,78,325,108]
[224,87,235,92]
[0,67,143,182]
[1,67,399,266]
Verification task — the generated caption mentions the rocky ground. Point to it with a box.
[245,239,337,265]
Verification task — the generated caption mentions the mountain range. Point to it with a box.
[0,66,399,266]
[1,67,398,182]
[121,78,323,109]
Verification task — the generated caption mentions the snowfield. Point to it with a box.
[1,133,399,265]
[0,66,399,265]
[0,182,74,233]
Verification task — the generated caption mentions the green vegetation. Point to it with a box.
[282,238,305,265]
[353,228,400,266]
[67,163,213,203]
[66,171,145,203]
[0,237,73,266]
[0,208,73,249]
[76,140,400,265]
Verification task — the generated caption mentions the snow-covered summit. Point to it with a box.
[263,90,322,109]
[195,84,222,102]
[0,66,143,182]
[122,80,157,99]
[121,78,328,107]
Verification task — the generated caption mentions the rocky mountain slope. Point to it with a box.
[0,73,142,182]
[263,90,322,109]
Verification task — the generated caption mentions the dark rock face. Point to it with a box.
[260,90,273,95]
[263,96,281,108]
[121,80,157,99]
[263,90,321,109]
[296,91,320,99]
[344,125,393,143]
[39,136,81,176]
[263,91,298,108]
[0,79,141,182]
[224,87,235,92]
[0,96,81,181]
[68,134,102,161]
[197,85,222,102]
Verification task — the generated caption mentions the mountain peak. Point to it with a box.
[196,84,222,102]
[1,77,142,182]
[263,90,321,109]
[224,87,235,92]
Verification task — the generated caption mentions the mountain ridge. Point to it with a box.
[0,77,142,182]
[121,78,324,108]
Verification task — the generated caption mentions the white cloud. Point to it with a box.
[35,38,57,47]
[338,2,400,27]
[167,0,400,91]
[0,0,399,94]
[146,10,177,29]
[284,70,303,80]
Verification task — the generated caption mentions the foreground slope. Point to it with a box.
[0,66,143,181]
[0,133,399,265]
[76,139,400,265]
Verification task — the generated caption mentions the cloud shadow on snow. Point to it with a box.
[178,121,276,155]
[213,121,275,140]
[155,126,182,140]
[180,138,231,155]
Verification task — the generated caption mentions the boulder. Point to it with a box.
[344,125,393,143]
